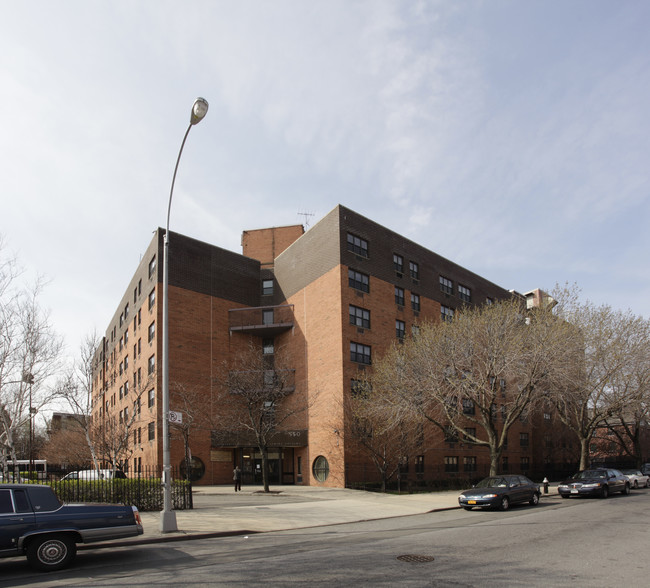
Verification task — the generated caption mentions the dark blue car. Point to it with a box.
[1,484,143,571]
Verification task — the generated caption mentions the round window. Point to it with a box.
[312,455,330,482]
[180,456,205,482]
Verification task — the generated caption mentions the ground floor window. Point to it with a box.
[180,456,205,482]
[463,456,477,472]
[313,456,330,482]
[444,456,458,472]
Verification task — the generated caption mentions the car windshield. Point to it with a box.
[475,477,508,488]
[574,470,607,479]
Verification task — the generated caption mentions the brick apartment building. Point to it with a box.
[91,205,576,487]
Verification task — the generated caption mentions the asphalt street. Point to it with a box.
[1,486,648,587]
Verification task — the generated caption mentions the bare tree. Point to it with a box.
[550,285,648,470]
[371,298,568,477]
[54,333,102,473]
[169,382,213,481]
[212,340,307,493]
[0,241,63,475]
[41,425,92,469]
[343,378,423,491]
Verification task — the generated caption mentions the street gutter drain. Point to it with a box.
[397,555,435,563]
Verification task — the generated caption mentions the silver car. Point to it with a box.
[620,469,650,489]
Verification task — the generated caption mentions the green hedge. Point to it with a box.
[48,478,192,511]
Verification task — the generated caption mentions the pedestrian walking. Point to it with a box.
[233,465,242,491]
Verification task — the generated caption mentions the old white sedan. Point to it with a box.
[620,469,650,489]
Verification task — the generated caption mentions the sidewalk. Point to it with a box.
[85,484,562,548]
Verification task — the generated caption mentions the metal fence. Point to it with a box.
[345,462,581,493]
[47,466,193,511]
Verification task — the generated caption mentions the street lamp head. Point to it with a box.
[190,97,209,125]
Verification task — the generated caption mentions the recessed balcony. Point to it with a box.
[229,304,294,336]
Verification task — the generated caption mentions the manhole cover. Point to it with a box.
[397,554,435,563]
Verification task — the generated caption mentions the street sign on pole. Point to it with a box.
[168,410,183,424]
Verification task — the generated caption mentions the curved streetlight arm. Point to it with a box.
[166,123,193,236]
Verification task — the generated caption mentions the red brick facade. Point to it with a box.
[91,205,573,488]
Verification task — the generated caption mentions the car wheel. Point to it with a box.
[529,493,540,506]
[500,496,510,511]
[646,479,650,488]
[26,534,77,572]
[622,483,631,495]
[561,494,569,499]
[463,506,473,511]
[600,485,609,499]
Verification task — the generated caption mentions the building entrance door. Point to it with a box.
[239,448,282,485]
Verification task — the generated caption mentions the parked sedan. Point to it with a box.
[458,475,541,511]
[620,469,650,489]
[1,484,142,571]
[557,468,631,499]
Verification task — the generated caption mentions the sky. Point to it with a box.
[1,0,649,366]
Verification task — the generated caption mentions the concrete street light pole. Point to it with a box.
[160,97,209,533]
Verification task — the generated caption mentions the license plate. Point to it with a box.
[571,489,579,494]
[468,500,477,504]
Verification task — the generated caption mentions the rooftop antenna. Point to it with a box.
[298,210,315,228]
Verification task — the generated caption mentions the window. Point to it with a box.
[395,287,404,306]
[148,322,155,343]
[458,285,471,303]
[444,426,458,443]
[393,254,403,274]
[396,320,405,340]
[123,381,129,396]
[440,276,453,295]
[520,457,530,471]
[350,342,371,365]
[119,385,123,399]
[124,329,129,344]
[351,379,366,396]
[262,279,274,296]
[262,309,274,325]
[348,269,369,293]
[149,256,156,279]
[444,456,459,473]
[312,456,330,482]
[520,432,529,447]
[415,455,424,474]
[486,297,494,305]
[464,427,476,442]
[123,355,129,370]
[262,338,274,355]
[502,456,509,472]
[347,233,368,257]
[349,305,370,329]
[411,293,420,312]
[148,355,155,375]
[544,412,551,421]
[149,289,155,310]
[148,388,155,408]
[409,261,419,280]
[148,422,155,441]
[441,305,454,322]
[464,456,477,472]
[462,398,475,415]
[124,303,129,318]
